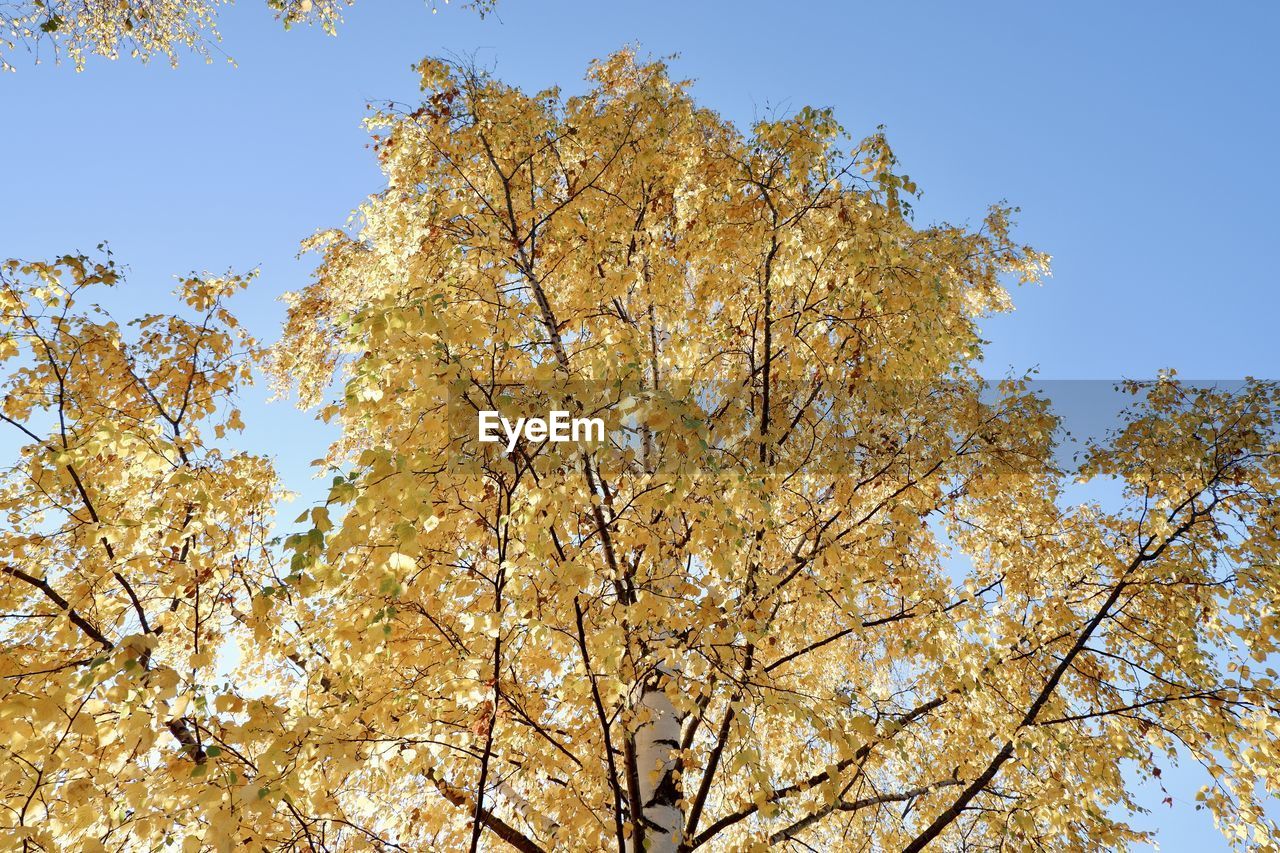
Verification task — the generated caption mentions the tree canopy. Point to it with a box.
[2,51,1279,852]
[0,0,492,69]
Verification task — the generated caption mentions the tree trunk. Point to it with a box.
[628,682,684,852]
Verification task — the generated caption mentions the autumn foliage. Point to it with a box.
[0,0,493,70]
[3,52,1280,852]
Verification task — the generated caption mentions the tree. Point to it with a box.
[0,256,286,849]
[3,51,1280,852]
[0,0,493,70]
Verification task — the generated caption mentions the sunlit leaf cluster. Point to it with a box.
[0,0,494,70]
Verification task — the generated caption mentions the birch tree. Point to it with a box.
[3,51,1280,852]
[264,53,1280,851]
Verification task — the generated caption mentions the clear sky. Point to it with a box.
[2,2,1277,848]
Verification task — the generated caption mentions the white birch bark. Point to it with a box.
[627,683,684,853]
[496,780,557,838]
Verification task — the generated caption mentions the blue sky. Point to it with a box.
[3,1,1277,847]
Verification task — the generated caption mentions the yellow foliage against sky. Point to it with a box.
[2,51,1280,852]
[0,0,494,69]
